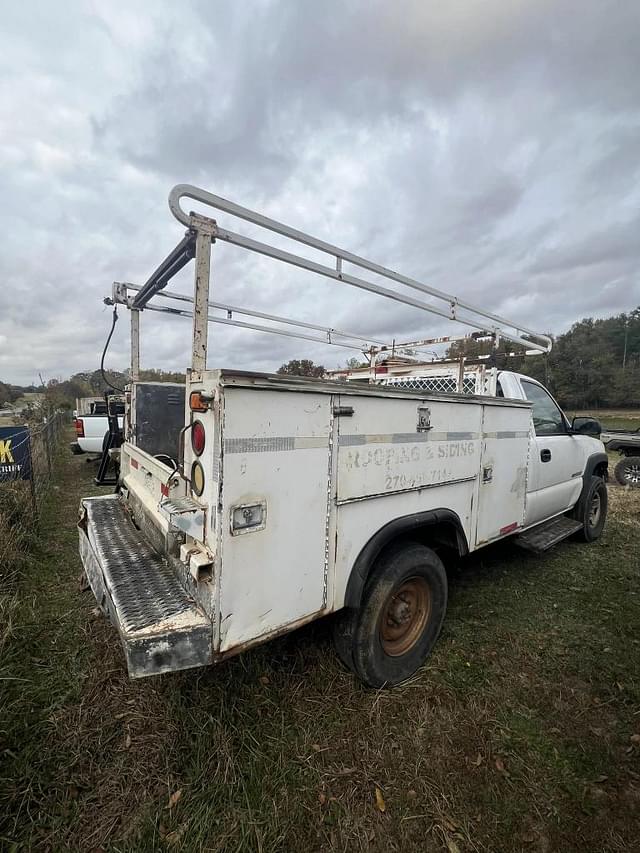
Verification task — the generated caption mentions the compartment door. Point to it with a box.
[475,405,531,545]
[219,389,334,652]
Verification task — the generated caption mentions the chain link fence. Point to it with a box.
[0,412,66,592]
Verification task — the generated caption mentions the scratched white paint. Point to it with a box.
[474,404,531,543]
[218,386,333,651]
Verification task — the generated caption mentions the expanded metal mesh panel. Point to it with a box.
[381,374,479,394]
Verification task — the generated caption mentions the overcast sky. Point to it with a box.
[1,0,638,385]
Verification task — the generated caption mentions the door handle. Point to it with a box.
[333,405,354,417]
[540,449,551,462]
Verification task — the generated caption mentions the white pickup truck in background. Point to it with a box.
[71,398,125,455]
[77,184,610,688]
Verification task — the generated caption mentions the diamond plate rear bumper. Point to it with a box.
[78,494,212,678]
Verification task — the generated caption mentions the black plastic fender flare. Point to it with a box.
[571,451,609,520]
[343,508,468,609]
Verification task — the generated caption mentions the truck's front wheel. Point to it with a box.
[578,476,608,541]
[344,543,448,688]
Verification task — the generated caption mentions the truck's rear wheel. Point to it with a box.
[578,476,608,541]
[614,456,640,487]
[341,543,447,688]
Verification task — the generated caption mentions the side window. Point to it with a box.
[521,380,566,436]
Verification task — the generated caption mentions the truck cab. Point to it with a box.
[497,372,605,527]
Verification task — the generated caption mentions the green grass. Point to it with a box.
[1,438,639,851]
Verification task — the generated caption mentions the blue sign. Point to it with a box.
[0,426,32,481]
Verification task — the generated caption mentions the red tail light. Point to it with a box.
[191,420,206,456]
[74,418,84,438]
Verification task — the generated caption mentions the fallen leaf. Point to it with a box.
[125,732,131,749]
[630,734,640,744]
[318,792,327,805]
[472,753,483,766]
[166,789,182,809]
[495,757,506,772]
[312,743,322,752]
[407,789,417,801]
[594,775,608,783]
[165,825,186,846]
[259,675,270,685]
[446,837,461,853]
[374,786,386,813]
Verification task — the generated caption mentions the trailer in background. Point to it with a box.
[602,427,640,486]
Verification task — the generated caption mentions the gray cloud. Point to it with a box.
[1,0,639,385]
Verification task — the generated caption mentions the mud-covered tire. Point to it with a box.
[344,542,448,688]
[614,456,640,487]
[331,608,357,673]
[578,476,608,542]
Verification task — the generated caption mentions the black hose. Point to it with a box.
[100,306,126,394]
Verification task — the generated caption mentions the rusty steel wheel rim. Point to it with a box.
[379,577,431,657]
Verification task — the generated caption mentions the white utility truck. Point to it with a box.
[78,185,608,687]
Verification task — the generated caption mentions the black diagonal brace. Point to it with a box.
[132,232,196,309]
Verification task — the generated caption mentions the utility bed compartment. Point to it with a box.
[79,370,533,678]
[79,494,211,678]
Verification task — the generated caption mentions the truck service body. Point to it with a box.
[78,185,608,686]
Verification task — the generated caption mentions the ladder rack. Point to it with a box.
[110,183,552,380]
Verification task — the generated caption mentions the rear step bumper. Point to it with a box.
[78,494,212,678]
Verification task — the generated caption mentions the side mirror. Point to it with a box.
[571,416,602,437]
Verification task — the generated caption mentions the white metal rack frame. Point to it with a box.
[109,183,552,381]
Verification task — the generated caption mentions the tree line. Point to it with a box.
[447,308,639,409]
